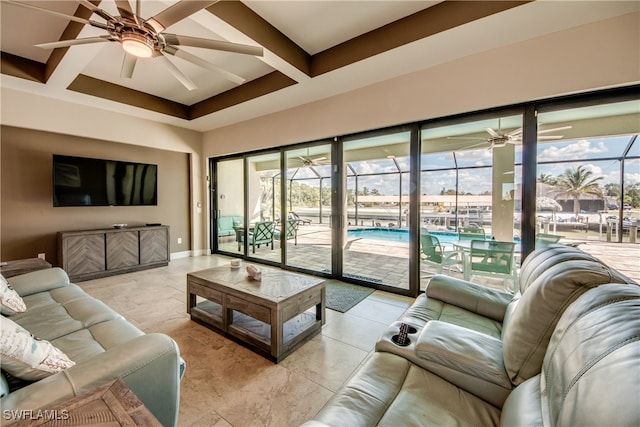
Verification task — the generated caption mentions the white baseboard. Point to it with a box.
[170,251,192,260]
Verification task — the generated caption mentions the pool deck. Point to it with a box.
[219,224,640,291]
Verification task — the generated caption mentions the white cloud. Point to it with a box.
[538,139,608,162]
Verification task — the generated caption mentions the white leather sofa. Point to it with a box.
[303,245,639,426]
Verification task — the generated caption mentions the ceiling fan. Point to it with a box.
[290,149,331,168]
[448,120,572,150]
[6,0,264,90]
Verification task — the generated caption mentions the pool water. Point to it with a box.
[347,228,521,244]
[348,228,459,244]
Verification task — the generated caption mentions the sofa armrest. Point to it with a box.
[0,333,182,427]
[416,320,510,388]
[426,274,513,322]
[7,268,70,297]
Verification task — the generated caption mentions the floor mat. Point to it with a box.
[325,280,375,313]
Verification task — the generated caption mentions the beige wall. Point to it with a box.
[0,126,191,264]
[203,12,640,157]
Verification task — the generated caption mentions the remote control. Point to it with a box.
[397,323,410,346]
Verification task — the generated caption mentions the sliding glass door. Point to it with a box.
[420,114,523,291]
[284,144,333,274]
[210,89,637,298]
[342,130,412,290]
[213,157,245,255]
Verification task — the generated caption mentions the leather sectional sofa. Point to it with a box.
[304,245,640,426]
[0,268,184,426]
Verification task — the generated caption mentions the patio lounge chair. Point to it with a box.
[248,221,274,253]
[420,233,461,277]
[289,212,311,225]
[464,239,517,292]
[275,219,299,245]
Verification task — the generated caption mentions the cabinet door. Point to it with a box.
[64,234,105,276]
[106,231,139,270]
[140,228,169,264]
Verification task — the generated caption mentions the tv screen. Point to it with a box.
[53,155,158,207]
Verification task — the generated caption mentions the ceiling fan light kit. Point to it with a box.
[121,31,153,58]
[6,0,264,89]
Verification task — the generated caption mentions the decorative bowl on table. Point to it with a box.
[112,224,127,229]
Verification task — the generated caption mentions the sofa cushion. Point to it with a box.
[50,318,144,364]
[390,293,504,338]
[541,284,640,426]
[9,285,122,341]
[518,244,600,293]
[305,352,501,427]
[416,321,510,388]
[1,274,26,313]
[501,284,640,427]
[0,316,75,381]
[502,259,636,385]
[6,268,70,297]
[413,320,512,408]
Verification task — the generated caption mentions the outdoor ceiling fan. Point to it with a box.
[6,0,264,90]
[448,119,572,150]
[289,149,331,168]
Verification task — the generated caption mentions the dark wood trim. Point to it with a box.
[311,1,532,76]
[0,52,46,83]
[67,74,190,119]
[207,1,311,76]
[44,1,100,81]
[190,71,296,119]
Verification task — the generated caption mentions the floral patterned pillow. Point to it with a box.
[0,316,75,381]
[0,275,26,313]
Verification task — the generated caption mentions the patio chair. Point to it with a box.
[464,239,517,292]
[289,212,311,225]
[248,221,274,253]
[420,233,461,277]
[535,233,564,248]
[458,227,486,240]
[275,219,299,245]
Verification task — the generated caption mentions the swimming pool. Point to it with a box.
[348,228,460,244]
[347,228,520,244]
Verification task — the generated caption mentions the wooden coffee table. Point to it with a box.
[187,264,325,362]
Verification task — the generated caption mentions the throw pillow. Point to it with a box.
[0,274,26,313]
[0,316,75,381]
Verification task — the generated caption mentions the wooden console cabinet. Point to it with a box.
[58,225,169,281]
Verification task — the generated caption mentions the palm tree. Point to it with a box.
[553,166,604,217]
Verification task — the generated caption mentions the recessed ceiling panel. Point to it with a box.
[244,0,441,54]
[1,1,79,63]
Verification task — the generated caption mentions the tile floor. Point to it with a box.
[77,255,413,427]
[76,241,639,426]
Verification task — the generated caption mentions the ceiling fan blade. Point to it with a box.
[508,127,523,136]
[164,46,245,84]
[76,0,114,22]
[159,53,197,91]
[538,126,572,134]
[146,1,219,33]
[446,136,486,141]
[120,53,137,78]
[164,34,263,56]
[485,127,500,137]
[114,0,136,22]
[5,0,107,29]
[35,36,111,50]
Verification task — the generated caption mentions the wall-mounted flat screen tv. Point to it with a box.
[53,155,158,207]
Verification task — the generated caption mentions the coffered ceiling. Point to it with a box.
[1,1,638,132]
